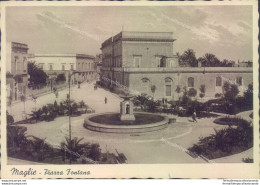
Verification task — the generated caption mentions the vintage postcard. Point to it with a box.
[1,1,259,179]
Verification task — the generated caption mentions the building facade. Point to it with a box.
[6,42,29,101]
[100,31,253,100]
[29,54,96,88]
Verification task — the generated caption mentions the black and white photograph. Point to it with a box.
[1,1,259,179]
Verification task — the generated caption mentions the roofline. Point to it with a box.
[31,54,95,59]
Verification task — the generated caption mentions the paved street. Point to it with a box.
[8,82,121,122]
[8,82,253,164]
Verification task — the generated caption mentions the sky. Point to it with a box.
[6,5,253,62]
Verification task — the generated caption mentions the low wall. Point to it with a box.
[84,112,169,134]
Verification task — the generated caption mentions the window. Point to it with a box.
[216,77,222,86]
[39,63,44,69]
[165,85,171,96]
[236,77,243,86]
[160,56,166,67]
[165,78,172,97]
[165,77,173,83]
[62,64,65,71]
[49,64,53,70]
[188,77,194,87]
[23,57,27,71]
[134,56,141,68]
[141,78,150,86]
[156,56,161,67]
[15,56,19,72]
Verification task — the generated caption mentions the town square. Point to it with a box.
[4,5,255,167]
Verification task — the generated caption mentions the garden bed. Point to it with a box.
[188,119,253,160]
[213,117,250,126]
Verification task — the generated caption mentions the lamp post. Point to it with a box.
[67,71,79,164]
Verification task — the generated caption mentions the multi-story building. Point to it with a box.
[29,54,96,88]
[6,42,29,101]
[100,31,253,100]
[95,54,102,79]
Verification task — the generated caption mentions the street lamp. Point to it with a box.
[67,71,79,164]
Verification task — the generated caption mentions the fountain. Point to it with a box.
[84,95,169,133]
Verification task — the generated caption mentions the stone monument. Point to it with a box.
[120,95,135,121]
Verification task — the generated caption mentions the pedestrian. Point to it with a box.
[192,110,197,123]
[105,97,107,104]
[162,98,165,104]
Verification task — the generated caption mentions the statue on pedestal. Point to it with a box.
[120,94,135,121]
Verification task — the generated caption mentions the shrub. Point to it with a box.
[187,88,197,97]
[200,85,205,94]
[7,112,14,124]
[215,93,222,98]
[89,144,101,162]
[188,120,253,159]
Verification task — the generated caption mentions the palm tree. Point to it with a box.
[20,95,26,114]
[200,53,221,67]
[79,100,86,108]
[179,49,198,67]
[42,105,48,116]
[7,125,27,149]
[30,109,42,121]
[60,137,84,163]
[30,137,53,161]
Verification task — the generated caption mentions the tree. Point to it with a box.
[175,86,181,104]
[223,81,239,101]
[199,53,221,67]
[60,137,84,162]
[7,111,14,124]
[178,49,198,67]
[56,74,66,83]
[30,109,42,121]
[42,105,48,116]
[244,84,253,107]
[28,62,48,87]
[151,85,156,98]
[20,95,26,113]
[199,85,206,98]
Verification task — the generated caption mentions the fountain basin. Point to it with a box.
[84,112,169,133]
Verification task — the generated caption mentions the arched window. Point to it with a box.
[188,77,194,87]
[165,77,173,83]
[216,77,222,86]
[141,78,150,84]
[165,78,173,97]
